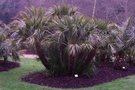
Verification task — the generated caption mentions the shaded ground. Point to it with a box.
[22,65,135,88]
[0,60,20,72]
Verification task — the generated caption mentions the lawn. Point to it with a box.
[0,58,135,90]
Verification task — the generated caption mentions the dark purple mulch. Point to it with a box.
[22,65,135,88]
[0,60,20,72]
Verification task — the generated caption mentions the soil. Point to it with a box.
[22,64,135,88]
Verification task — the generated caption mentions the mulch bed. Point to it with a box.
[0,60,20,72]
[22,65,135,88]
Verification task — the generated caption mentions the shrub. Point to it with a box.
[12,5,104,76]
[103,18,135,69]
[0,21,19,62]
[45,15,101,75]
[92,17,135,70]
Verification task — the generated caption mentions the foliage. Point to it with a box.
[111,18,135,67]
[0,21,19,61]
[12,4,135,75]
[97,18,135,69]
[12,5,104,76]
[10,6,52,70]
[48,4,78,19]
[44,15,101,75]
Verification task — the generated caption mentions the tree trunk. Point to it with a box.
[79,48,97,74]
[4,56,8,62]
[92,0,97,19]
[35,41,50,70]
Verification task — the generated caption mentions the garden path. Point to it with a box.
[20,54,38,59]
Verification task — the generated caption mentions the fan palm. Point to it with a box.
[43,15,100,75]
[11,6,52,69]
[13,5,103,76]
[102,18,135,69]
[0,21,19,62]
[48,4,78,19]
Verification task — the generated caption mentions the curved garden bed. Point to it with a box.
[0,60,20,72]
[22,65,135,88]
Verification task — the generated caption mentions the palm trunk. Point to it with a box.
[4,56,8,62]
[80,49,97,73]
[35,40,50,70]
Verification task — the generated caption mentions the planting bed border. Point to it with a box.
[22,65,135,88]
[0,60,20,72]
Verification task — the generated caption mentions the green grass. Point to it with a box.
[1,58,135,90]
